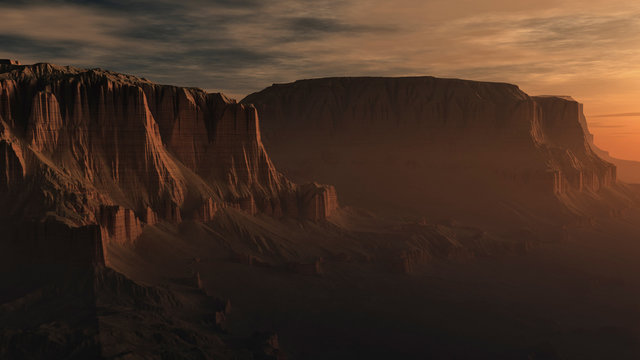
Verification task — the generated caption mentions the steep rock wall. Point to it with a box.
[532,96,616,192]
[566,96,640,184]
[243,77,615,227]
[0,138,25,191]
[0,63,337,233]
[98,205,144,246]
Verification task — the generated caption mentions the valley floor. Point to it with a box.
[112,208,640,359]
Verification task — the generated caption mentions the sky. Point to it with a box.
[1,0,639,159]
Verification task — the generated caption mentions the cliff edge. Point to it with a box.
[243,77,616,228]
[0,62,338,265]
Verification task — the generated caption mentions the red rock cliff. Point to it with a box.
[0,62,338,263]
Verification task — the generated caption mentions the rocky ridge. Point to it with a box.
[0,62,338,265]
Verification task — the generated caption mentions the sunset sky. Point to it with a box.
[1,0,639,159]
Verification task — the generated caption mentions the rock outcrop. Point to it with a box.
[569,97,640,184]
[532,96,616,192]
[193,197,218,222]
[0,264,283,360]
[0,62,339,265]
[98,205,144,246]
[0,139,25,191]
[243,77,615,227]
[298,183,339,221]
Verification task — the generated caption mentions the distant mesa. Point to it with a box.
[243,77,617,228]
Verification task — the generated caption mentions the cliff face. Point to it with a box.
[532,96,616,191]
[571,98,640,184]
[0,63,338,265]
[243,77,615,227]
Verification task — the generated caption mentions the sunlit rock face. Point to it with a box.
[532,96,616,191]
[243,77,615,227]
[0,62,338,265]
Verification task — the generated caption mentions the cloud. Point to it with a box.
[422,9,640,82]
[0,0,262,11]
[591,113,640,118]
[0,0,639,102]
[0,35,83,60]
[284,16,396,36]
[588,123,627,128]
[0,0,404,96]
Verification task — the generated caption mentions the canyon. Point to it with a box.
[2,63,640,359]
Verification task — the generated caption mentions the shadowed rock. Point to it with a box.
[243,76,616,229]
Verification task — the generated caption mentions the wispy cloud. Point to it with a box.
[0,0,403,96]
[589,123,627,128]
[0,0,639,102]
[591,113,640,118]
